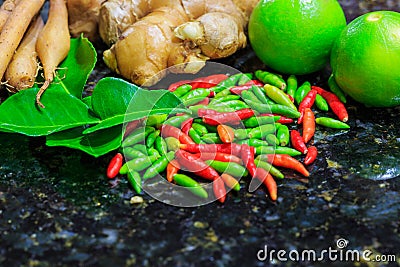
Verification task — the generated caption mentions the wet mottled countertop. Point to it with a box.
[1,1,400,267]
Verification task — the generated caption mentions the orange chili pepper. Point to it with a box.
[166,159,180,182]
[254,167,277,201]
[264,154,310,177]
[221,173,240,191]
[217,124,235,143]
[213,177,227,203]
[302,108,315,143]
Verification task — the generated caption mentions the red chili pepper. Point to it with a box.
[264,154,310,177]
[243,80,264,87]
[287,93,295,103]
[260,113,294,124]
[197,108,219,117]
[290,129,308,154]
[190,74,229,89]
[166,159,180,182]
[195,97,210,106]
[213,177,227,203]
[193,152,243,164]
[229,84,253,95]
[241,144,257,177]
[123,118,143,138]
[312,86,349,122]
[217,124,235,143]
[304,146,318,165]
[254,167,277,201]
[160,124,195,145]
[179,143,242,156]
[175,149,220,180]
[180,118,194,135]
[107,153,123,179]
[298,89,317,124]
[302,108,315,143]
[203,108,255,126]
[168,80,191,92]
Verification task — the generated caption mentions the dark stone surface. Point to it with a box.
[1,1,400,267]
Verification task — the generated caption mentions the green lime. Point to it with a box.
[248,0,346,75]
[331,11,400,107]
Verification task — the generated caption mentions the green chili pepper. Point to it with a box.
[181,88,210,106]
[122,126,155,147]
[248,124,276,139]
[146,129,160,148]
[236,138,269,147]
[294,81,311,105]
[255,146,302,156]
[210,94,240,105]
[241,89,263,104]
[155,136,168,156]
[163,114,192,127]
[173,174,208,199]
[315,95,329,111]
[132,144,148,154]
[245,100,301,118]
[189,128,202,144]
[192,122,208,136]
[286,74,297,98]
[173,84,192,97]
[328,74,347,103]
[265,133,279,146]
[315,117,350,129]
[205,160,248,178]
[124,147,146,159]
[255,70,286,90]
[254,159,284,179]
[237,73,252,85]
[145,114,167,127]
[276,124,290,146]
[252,85,275,105]
[243,115,279,128]
[233,128,249,140]
[201,133,222,144]
[212,73,243,93]
[264,84,298,111]
[120,154,159,173]
[214,88,232,98]
[147,148,161,161]
[209,99,249,110]
[165,137,180,151]
[143,151,175,180]
[127,171,142,194]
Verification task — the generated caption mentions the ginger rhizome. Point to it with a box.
[100,0,259,86]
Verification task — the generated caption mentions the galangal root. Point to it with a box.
[99,0,259,86]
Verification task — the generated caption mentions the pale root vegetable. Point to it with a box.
[4,15,44,92]
[101,0,258,86]
[103,1,189,86]
[0,0,44,81]
[0,0,21,32]
[67,0,106,42]
[35,0,70,108]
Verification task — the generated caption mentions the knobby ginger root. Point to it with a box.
[5,15,44,92]
[67,0,106,42]
[101,0,258,86]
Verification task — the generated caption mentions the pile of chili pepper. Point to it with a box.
[106,70,350,203]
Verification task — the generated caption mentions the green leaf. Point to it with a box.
[0,87,99,136]
[46,125,123,158]
[84,77,185,134]
[55,36,97,98]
